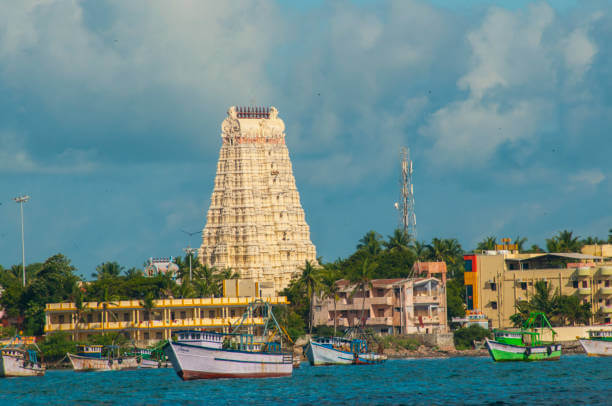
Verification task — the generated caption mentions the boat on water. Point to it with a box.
[128,347,170,368]
[0,336,45,377]
[164,299,294,380]
[67,345,139,371]
[485,312,561,362]
[578,329,612,356]
[305,336,386,366]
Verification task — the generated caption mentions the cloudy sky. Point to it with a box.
[0,0,610,278]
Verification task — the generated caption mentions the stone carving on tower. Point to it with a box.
[199,106,318,293]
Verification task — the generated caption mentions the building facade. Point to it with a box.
[464,251,612,329]
[199,106,317,293]
[44,280,287,346]
[313,278,448,335]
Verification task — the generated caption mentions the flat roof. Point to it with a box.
[505,253,604,261]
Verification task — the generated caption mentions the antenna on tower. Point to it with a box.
[396,147,416,241]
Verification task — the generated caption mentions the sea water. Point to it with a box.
[1,355,610,405]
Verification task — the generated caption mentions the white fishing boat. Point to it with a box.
[164,299,294,380]
[67,345,139,372]
[305,336,386,366]
[578,329,612,356]
[0,347,45,377]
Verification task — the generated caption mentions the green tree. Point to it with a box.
[411,241,431,262]
[320,269,341,336]
[356,230,383,256]
[140,291,156,329]
[546,230,582,253]
[476,236,497,251]
[349,258,377,329]
[92,261,124,280]
[295,260,321,334]
[384,229,411,252]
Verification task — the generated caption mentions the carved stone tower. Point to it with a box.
[199,106,317,292]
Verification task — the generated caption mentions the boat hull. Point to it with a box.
[139,358,170,368]
[305,340,386,366]
[305,340,353,365]
[579,339,612,356]
[67,353,139,372]
[164,341,293,380]
[485,338,561,362]
[0,353,45,377]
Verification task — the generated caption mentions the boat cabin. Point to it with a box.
[313,337,369,353]
[588,330,612,340]
[76,345,103,358]
[175,330,224,349]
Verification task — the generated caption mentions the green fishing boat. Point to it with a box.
[485,312,561,362]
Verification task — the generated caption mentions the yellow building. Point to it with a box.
[464,252,612,329]
[44,279,287,345]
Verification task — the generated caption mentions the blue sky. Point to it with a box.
[0,0,610,279]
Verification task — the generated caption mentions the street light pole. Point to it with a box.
[13,195,30,287]
[183,246,198,282]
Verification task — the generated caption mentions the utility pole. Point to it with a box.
[14,195,30,287]
[183,246,198,282]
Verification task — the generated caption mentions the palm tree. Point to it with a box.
[514,236,528,252]
[349,258,377,329]
[320,270,340,336]
[356,230,383,256]
[384,229,411,252]
[139,292,156,330]
[581,236,605,245]
[296,260,321,334]
[411,241,431,262]
[546,230,582,253]
[608,228,612,244]
[92,261,124,280]
[476,236,497,251]
[99,287,119,336]
[71,285,90,342]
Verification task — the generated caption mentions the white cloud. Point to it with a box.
[568,169,606,188]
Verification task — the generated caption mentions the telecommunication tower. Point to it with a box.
[397,147,417,240]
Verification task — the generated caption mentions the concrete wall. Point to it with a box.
[404,332,455,350]
[536,325,612,342]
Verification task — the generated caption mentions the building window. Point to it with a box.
[377,309,384,317]
[87,314,93,323]
[394,307,401,312]
[209,310,215,318]
[465,260,472,271]
[606,280,610,288]
[123,313,130,322]
[377,289,384,297]
[156,332,162,339]
[180,311,186,319]
[582,281,588,288]
[490,282,497,291]
[59,315,65,324]
[521,283,527,290]
[144,332,149,340]
[491,301,498,310]
[572,281,579,288]
[171,312,175,320]
[230,310,235,317]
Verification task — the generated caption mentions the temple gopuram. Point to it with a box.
[199,106,317,293]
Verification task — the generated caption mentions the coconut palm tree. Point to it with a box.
[349,258,377,329]
[546,230,582,253]
[139,292,156,330]
[476,236,497,251]
[71,285,90,342]
[320,270,340,336]
[384,229,411,252]
[514,236,528,252]
[411,241,431,262]
[356,230,383,256]
[296,260,321,334]
[99,287,119,336]
[92,261,124,280]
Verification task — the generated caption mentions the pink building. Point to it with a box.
[313,277,448,335]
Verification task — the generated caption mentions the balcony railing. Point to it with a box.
[413,296,439,304]
[577,287,591,295]
[365,317,394,326]
[601,306,612,314]
[600,266,612,277]
[45,297,288,311]
[599,287,612,296]
[44,317,265,332]
[576,267,592,277]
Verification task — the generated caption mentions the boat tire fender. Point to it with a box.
[137,356,141,364]
[108,359,113,366]
[524,347,531,357]
[118,357,123,364]
[546,346,552,356]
